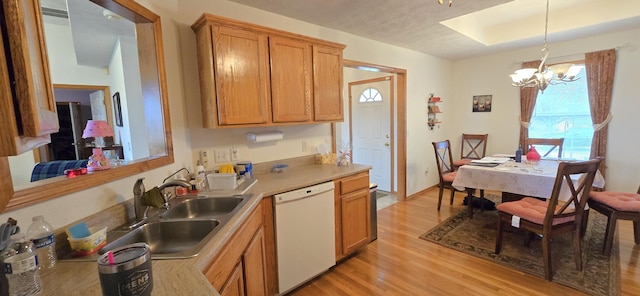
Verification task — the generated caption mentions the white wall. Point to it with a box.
[450,27,640,192]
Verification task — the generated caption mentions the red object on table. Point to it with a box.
[526,145,541,162]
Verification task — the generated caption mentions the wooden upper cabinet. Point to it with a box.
[313,46,344,121]
[192,13,345,128]
[212,25,271,126]
[269,36,312,123]
[0,0,59,156]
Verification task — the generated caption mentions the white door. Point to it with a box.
[350,77,392,191]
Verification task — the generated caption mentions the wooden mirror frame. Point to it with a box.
[0,0,174,213]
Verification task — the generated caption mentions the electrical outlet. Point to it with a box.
[214,149,230,163]
[199,151,209,167]
[231,146,239,161]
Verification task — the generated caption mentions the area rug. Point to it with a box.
[419,197,620,296]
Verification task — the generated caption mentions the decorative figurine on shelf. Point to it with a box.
[526,145,541,163]
[87,148,110,172]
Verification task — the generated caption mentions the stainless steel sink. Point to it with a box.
[99,220,220,259]
[59,194,254,261]
[159,196,245,219]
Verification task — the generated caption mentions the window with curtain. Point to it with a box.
[529,64,593,160]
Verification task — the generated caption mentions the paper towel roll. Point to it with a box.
[246,131,284,142]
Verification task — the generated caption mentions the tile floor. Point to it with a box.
[376,190,397,211]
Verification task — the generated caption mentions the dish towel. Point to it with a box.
[141,187,165,208]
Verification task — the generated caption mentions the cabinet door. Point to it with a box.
[213,25,270,125]
[313,45,343,122]
[219,262,245,296]
[3,0,57,137]
[340,188,370,254]
[269,36,312,123]
[243,227,268,296]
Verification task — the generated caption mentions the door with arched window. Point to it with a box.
[350,77,392,191]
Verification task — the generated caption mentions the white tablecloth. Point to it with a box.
[452,160,605,200]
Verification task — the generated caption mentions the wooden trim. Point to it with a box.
[342,59,407,201]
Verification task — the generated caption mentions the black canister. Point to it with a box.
[97,243,152,296]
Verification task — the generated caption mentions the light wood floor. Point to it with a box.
[292,188,640,296]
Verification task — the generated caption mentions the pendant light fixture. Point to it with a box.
[509,0,583,93]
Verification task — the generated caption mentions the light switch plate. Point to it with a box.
[214,149,230,163]
[231,146,239,161]
[199,150,209,167]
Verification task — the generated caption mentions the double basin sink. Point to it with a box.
[94,195,250,260]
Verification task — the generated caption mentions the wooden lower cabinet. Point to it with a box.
[219,262,245,296]
[334,172,371,261]
[203,197,276,295]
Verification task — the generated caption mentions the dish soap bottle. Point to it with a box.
[195,161,207,192]
[515,145,522,163]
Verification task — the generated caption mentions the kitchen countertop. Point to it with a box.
[40,163,371,295]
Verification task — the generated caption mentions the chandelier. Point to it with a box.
[509,0,582,93]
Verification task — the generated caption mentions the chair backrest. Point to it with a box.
[432,140,454,183]
[525,138,564,158]
[461,133,488,160]
[544,159,601,226]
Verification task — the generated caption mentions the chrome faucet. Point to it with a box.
[158,180,192,209]
[130,177,191,229]
[133,178,146,222]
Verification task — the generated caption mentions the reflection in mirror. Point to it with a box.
[10,0,162,186]
[2,0,173,212]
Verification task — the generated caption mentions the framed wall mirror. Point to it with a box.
[0,0,174,212]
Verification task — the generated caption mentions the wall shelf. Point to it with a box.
[427,93,442,130]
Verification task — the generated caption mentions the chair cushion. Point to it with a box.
[453,158,472,167]
[497,197,575,225]
[443,172,457,182]
[590,191,640,212]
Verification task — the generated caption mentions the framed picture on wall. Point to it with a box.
[472,95,492,112]
[113,92,123,126]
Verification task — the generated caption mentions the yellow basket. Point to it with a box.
[67,226,107,256]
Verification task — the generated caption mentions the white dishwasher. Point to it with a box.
[274,181,336,295]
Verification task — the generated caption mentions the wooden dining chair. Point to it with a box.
[453,133,488,168]
[495,158,601,281]
[587,185,640,256]
[524,138,564,158]
[432,140,463,211]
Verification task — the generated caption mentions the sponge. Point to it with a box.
[141,186,165,208]
[66,222,91,239]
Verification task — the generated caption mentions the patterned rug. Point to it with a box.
[419,198,620,296]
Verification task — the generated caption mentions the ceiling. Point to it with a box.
[229,0,640,60]
[38,0,640,63]
[41,0,135,68]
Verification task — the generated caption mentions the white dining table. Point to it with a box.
[452,158,605,217]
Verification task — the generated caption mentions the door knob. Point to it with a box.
[384,142,390,146]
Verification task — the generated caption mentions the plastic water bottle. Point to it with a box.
[2,233,42,296]
[26,216,56,269]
